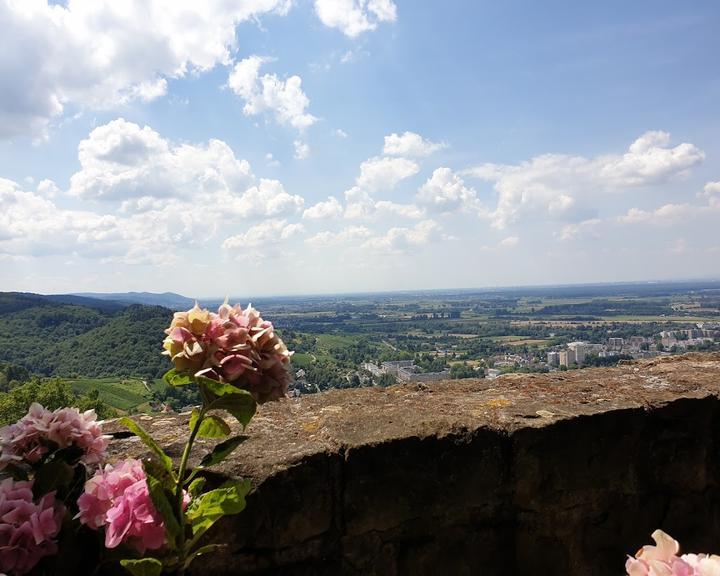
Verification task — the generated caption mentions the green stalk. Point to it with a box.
[175,405,205,575]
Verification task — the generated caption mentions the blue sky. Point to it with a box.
[1,0,719,297]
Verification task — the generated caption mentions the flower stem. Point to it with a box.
[175,405,205,574]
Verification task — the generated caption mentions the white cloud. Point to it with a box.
[314,0,397,38]
[69,118,253,201]
[230,179,304,218]
[383,131,446,157]
[303,196,344,219]
[465,131,705,228]
[618,181,720,226]
[222,219,305,252]
[305,225,371,247]
[0,177,200,264]
[36,179,61,199]
[556,219,602,241]
[0,119,311,264]
[416,167,483,214]
[374,201,425,219]
[499,236,519,247]
[702,181,720,205]
[362,219,440,252]
[294,139,311,160]
[265,153,280,168]
[343,156,419,219]
[335,128,349,139]
[617,203,712,225]
[228,56,316,131]
[355,156,419,193]
[0,0,293,139]
[344,187,375,219]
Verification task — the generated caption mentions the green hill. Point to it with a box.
[0,293,173,378]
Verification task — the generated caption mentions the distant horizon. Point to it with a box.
[26,276,720,302]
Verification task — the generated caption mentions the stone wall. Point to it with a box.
[109,353,720,575]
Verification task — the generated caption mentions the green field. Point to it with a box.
[62,376,152,411]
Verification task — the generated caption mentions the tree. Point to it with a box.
[450,363,477,379]
[0,378,115,425]
[377,373,397,387]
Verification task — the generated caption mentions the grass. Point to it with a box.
[314,333,360,348]
[290,353,314,368]
[62,376,151,411]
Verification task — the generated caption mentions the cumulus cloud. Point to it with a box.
[0,177,209,264]
[701,181,720,205]
[383,131,446,157]
[0,119,312,264]
[556,219,603,241]
[303,196,344,219]
[374,201,426,219]
[0,178,97,254]
[416,167,483,214]
[294,139,311,160]
[230,179,304,218]
[618,181,720,226]
[0,0,293,139]
[464,131,705,228]
[354,156,419,193]
[70,118,253,201]
[228,56,316,131]
[343,156,420,219]
[305,225,371,247]
[362,219,440,252]
[222,219,305,256]
[314,0,397,38]
[344,188,375,219]
[617,202,718,225]
[499,236,520,247]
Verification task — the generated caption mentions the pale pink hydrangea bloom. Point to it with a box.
[163,302,292,403]
[77,459,169,553]
[0,478,65,576]
[626,529,720,576]
[0,403,109,470]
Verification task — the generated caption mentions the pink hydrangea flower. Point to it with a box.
[163,302,292,403]
[626,530,720,575]
[77,459,188,554]
[0,404,109,471]
[0,478,65,576]
[77,459,164,553]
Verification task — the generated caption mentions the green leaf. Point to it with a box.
[120,417,173,473]
[187,477,206,497]
[144,469,181,548]
[198,377,244,397]
[120,558,163,576]
[143,457,176,491]
[187,479,251,544]
[199,435,247,469]
[208,392,256,427]
[190,409,231,439]
[32,460,74,498]
[163,368,195,387]
[184,544,225,571]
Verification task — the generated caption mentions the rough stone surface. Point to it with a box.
[107,353,720,575]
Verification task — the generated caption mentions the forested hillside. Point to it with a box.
[0,293,172,378]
